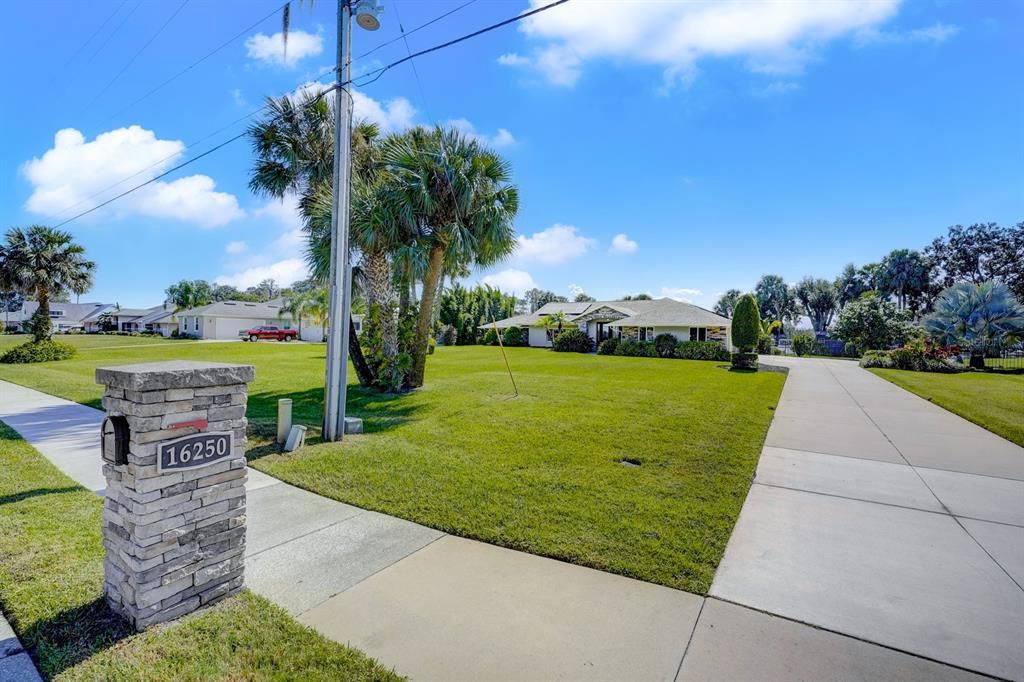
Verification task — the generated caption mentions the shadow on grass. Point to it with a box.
[247,384,425,435]
[0,486,79,506]
[21,597,133,678]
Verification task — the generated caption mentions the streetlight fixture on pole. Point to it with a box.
[323,0,381,442]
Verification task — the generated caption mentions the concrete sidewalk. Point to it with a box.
[710,357,1024,681]
[2,369,1017,681]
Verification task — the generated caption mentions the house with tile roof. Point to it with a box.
[490,298,732,349]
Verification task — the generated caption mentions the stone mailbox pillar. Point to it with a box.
[95,360,255,631]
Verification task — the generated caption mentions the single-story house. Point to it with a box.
[174,300,362,342]
[490,298,733,350]
[133,304,179,337]
[4,301,114,333]
[89,305,170,333]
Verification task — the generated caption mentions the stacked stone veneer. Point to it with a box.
[95,360,255,631]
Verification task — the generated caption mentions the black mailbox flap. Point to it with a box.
[101,416,130,466]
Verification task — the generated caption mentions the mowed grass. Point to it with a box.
[0,340,785,593]
[870,368,1024,447]
[0,422,402,681]
[0,333,193,351]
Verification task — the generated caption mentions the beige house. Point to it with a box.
[492,298,732,350]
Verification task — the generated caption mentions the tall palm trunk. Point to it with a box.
[349,315,374,387]
[34,287,52,342]
[408,245,445,388]
[363,249,400,391]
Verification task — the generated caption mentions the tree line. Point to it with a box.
[714,221,1024,333]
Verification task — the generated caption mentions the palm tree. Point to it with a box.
[0,226,95,342]
[381,126,519,388]
[248,90,379,387]
[279,289,312,337]
[877,249,930,312]
[306,286,331,343]
[543,311,568,343]
[923,281,1024,368]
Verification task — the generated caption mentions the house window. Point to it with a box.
[690,327,707,342]
[49,310,64,318]
[638,327,655,341]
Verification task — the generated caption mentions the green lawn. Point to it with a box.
[870,368,1024,447]
[0,333,194,351]
[0,340,785,593]
[0,422,402,681]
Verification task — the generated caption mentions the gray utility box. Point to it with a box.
[95,360,254,631]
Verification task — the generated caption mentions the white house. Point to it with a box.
[174,299,362,342]
[4,301,113,333]
[491,298,732,349]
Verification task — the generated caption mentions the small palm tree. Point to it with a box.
[924,281,1024,368]
[0,226,95,342]
[543,311,568,343]
[279,290,312,337]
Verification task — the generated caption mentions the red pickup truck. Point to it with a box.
[239,325,299,342]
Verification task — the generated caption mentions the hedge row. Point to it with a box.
[597,337,729,361]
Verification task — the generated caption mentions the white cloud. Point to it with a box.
[246,30,323,67]
[22,126,243,228]
[216,193,310,289]
[661,287,703,302]
[215,259,309,290]
[447,118,516,148]
[352,90,417,133]
[516,224,596,264]
[568,283,585,299]
[481,269,537,296]
[856,21,961,46]
[609,233,638,254]
[508,0,902,87]
[230,88,247,107]
[497,52,530,67]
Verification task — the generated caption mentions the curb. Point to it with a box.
[1,609,42,682]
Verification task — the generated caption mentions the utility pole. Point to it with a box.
[323,0,381,442]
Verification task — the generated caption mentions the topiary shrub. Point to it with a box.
[730,352,759,370]
[552,328,595,353]
[1,340,77,364]
[597,337,619,355]
[503,326,525,347]
[675,341,730,361]
[731,294,761,370]
[482,328,498,346]
[653,333,678,358]
[792,333,815,356]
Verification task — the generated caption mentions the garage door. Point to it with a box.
[212,318,265,340]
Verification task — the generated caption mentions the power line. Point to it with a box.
[352,0,571,88]
[53,0,573,226]
[70,0,145,81]
[53,84,338,229]
[52,67,340,220]
[101,1,289,124]
[59,0,129,74]
[89,0,192,106]
[356,0,478,60]
[391,0,432,121]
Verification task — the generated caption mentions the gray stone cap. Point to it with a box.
[96,361,255,391]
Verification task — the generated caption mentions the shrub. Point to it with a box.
[614,340,657,357]
[792,333,815,356]
[503,326,525,347]
[427,337,436,354]
[730,352,759,370]
[552,328,594,353]
[1,340,77,364]
[438,324,458,346]
[859,347,961,373]
[653,333,678,358]
[757,335,773,354]
[731,294,761,352]
[675,341,730,361]
[597,337,619,355]
[834,294,913,351]
[843,341,859,358]
[482,328,499,346]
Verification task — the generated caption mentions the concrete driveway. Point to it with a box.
[710,357,1024,681]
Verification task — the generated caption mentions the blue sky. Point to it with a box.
[1,0,1021,309]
